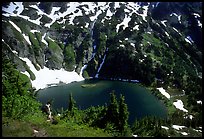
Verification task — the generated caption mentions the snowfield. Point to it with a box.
[173,99,188,112]
[172,125,186,130]
[19,57,84,90]
[161,126,169,130]
[157,87,171,99]
[197,100,202,105]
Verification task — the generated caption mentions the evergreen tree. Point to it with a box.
[68,93,76,117]
[118,94,129,135]
[106,91,119,129]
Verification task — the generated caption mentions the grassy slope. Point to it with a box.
[2,113,111,137]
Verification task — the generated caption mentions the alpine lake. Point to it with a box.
[36,79,167,124]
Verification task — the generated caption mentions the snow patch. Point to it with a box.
[9,20,22,33]
[132,134,138,137]
[116,14,132,32]
[164,31,170,38]
[193,13,200,18]
[193,129,202,133]
[42,33,48,46]
[130,43,135,47]
[12,50,18,55]
[2,2,24,16]
[157,87,171,99]
[173,99,188,112]
[80,64,88,77]
[161,126,169,130]
[19,57,84,90]
[180,132,188,136]
[22,33,31,45]
[161,20,167,27]
[30,29,40,34]
[197,100,202,105]
[172,125,186,130]
[185,38,192,44]
[184,115,193,120]
[137,4,149,21]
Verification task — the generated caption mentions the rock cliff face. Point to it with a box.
[2,2,202,88]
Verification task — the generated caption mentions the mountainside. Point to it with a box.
[2,2,202,137]
[2,2,202,87]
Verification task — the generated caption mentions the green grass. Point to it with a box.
[47,39,62,52]
[45,121,111,137]
[2,113,111,137]
[29,32,39,47]
[2,117,33,137]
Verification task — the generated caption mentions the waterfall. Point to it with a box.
[95,48,109,78]
[80,19,97,77]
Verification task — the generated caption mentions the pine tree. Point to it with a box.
[118,94,129,135]
[68,93,76,117]
[105,91,119,129]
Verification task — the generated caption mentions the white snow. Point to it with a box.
[161,126,169,130]
[106,8,113,17]
[186,36,194,43]
[90,8,102,21]
[170,13,181,24]
[197,20,202,28]
[178,15,181,24]
[47,36,55,42]
[184,115,193,120]
[120,44,125,48]
[3,3,42,26]
[172,125,186,130]
[180,132,188,136]
[19,57,84,90]
[139,59,144,62]
[2,2,24,16]
[9,20,22,33]
[80,64,88,77]
[85,23,89,28]
[22,33,31,45]
[12,50,18,55]
[130,43,135,47]
[164,31,170,38]
[193,129,202,133]
[42,33,48,46]
[137,4,149,21]
[116,15,132,32]
[173,99,188,112]
[133,25,139,30]
[172,27,180,34]
[132,134,138,137]
[185,38,192,44]
[157,87,171,99]
[197,100,202,104]
[193,13,200,18]
[30,29,40,33]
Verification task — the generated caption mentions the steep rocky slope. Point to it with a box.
[2,2,202,90]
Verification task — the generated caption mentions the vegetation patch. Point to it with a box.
[81,84,96,88]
